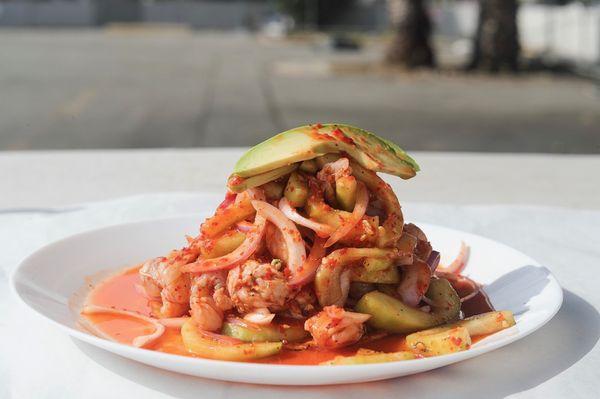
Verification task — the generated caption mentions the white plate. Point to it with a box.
[11,216,562,385]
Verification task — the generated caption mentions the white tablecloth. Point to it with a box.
[2,193,599,399]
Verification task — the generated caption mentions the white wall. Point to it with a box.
[520,3,600,64]
[434,2,600,64]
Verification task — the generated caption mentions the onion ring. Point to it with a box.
[460,288,481,303]
[252,200,307,275]
[397,259,432,307]
[158,317,190,328]
[182,214,267,273]
[324,181,368,248]
[243,308,276,325]
[278,197,334,238]
[288,236,327,286]
[81,305,165,348]
[199,329,245,345]
[437,242,469,274]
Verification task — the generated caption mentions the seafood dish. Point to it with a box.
[80,124,515,365]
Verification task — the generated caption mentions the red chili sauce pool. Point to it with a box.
[82,268,494,365]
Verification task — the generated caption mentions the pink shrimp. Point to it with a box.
[189,271,233,332]
[304,306,370,349]
[139,247,198,318]
[226,259,290,314]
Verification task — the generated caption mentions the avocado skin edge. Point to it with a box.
[231,123,420,180]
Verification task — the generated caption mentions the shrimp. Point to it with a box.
[284,286,318,319]
[189,271,233,332]
[316,157,352,183]
[139,247,198,318]
[304,306,370,349]
[226,259,290,314]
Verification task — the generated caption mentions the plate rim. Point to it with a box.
[10,215,564,383]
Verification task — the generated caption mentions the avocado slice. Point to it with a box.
[229,124,419,189]
[227,164,297,192]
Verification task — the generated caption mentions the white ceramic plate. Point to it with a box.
[11,216,562,385]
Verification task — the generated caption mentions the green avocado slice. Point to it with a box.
[230,124,419,186]
[227,164,297,193]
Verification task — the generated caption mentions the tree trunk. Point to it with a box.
[385,0,435,68]
[468,0,520,72]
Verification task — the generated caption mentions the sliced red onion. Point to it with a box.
[199,329,244,345]
[81,305,165,348]
[397,259,432,307]
[460,288,481,303]
[287,236,327,286]
[158,317,190,328]
[278,197,334,238]
[421,296,435,306]
[324,181,368,248]
[426,250,441,272]
[437,242,469,274]
[340,310,371,324]
[182,214,267,273]
[252,200,307,275]
[316,158,351,182]
[245,187,266,202]
[435,270,481,302]
[235,221,254,233]
[225,317,262,331]
[243,308,275,325]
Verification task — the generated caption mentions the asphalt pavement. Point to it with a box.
[1,29,598,153]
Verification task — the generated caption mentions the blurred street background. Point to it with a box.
[1,0,599,152]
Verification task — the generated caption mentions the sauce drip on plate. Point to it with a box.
[82,268,493,365]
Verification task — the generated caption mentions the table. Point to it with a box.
[1,149,599,209]
[2,149,599,399]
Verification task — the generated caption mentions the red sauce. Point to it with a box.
[227,175,245,187]
[82,268,494,365]
[309,130,336,142]
[85,313,156,345]
[448,277,495,317]
[217,191,237,211]
[255,335,408,365]
[87,268,151,315]
[462,291,495,318]
[331,128,355,145]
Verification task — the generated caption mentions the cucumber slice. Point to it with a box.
[222,320,308,343]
